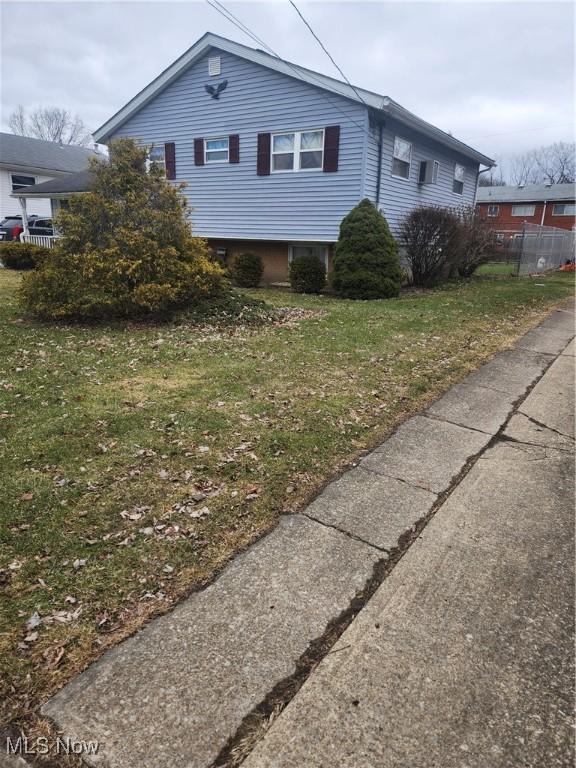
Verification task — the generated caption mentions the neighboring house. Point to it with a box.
[477,183,576,237]
[16,33,494,281]
[0,132,96,219]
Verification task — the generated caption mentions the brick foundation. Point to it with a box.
[208,240,334,284]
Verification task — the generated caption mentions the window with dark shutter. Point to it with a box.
[194,138,205,166]
[229,134,240,164]
[323,125,340,172]
[164,142,176,180]
[257,133,271,175]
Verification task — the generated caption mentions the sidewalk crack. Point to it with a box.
[298,511,389,554]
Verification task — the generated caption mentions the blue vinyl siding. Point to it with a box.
[364,116,480,235]
[110,49,367,242]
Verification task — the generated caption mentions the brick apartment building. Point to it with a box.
[476,183,576,238]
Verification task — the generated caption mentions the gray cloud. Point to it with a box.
[1,0,574,172]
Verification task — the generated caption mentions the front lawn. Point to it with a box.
[1,269,573,731]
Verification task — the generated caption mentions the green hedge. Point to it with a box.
[232,252,263,287]
[289,254,326,293]
[0,242,51,270]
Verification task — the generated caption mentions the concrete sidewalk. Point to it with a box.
[39,303,574,768]
[245,325,575,767]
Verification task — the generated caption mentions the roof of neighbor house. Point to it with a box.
[477,183,576,204]
[93,31,495,167]
[0,132,97,174]
[12,169,95,198]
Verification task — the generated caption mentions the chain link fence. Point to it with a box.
[506,223,576,275]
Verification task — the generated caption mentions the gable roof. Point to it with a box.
[93,32,494,167]
[477,183,576,204]
[0,132,97,174]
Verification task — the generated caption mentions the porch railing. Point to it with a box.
[20,234,57,249]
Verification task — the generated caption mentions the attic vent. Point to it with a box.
[208,56,221,76]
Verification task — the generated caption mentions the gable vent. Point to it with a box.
[208,56,221,76]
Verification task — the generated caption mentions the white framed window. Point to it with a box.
[552,203,576,216]
[432,160,440,184]
[453,163,465,195]
[392,137,411,179]
[487,204,499,217]
[147,145,166,176]
[511,204,535,217]
[11,174,36,191]
[271,130,324,173]
[288,243,329,268]
[208,56,221,76]
[205,137,229,164]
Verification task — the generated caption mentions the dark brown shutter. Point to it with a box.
[164,142,176,180]
[229,134,240,164]
[257,133,271,176]
[194,138,205,166]
[323,125,340,172]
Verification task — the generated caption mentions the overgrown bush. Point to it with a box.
[456,206,497,277]
[399,206,461,287]
[289,254,326,293]
[232,252,263,287]
[20,139,226,320]
[332,199,402,299]
[0,242,50,270]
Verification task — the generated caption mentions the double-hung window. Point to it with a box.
[271,130,324,172]
[487,204,499,217]
[453,164,465,195]
[392,137,411,179]
[511,204,535,217]
[552,203,576,216]
[147,145,166,176]
[205,137,229,164]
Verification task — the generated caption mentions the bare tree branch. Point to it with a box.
[7,105,92,146]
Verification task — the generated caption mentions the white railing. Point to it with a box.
[20,234,57,249]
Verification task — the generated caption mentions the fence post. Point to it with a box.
[517,222,526,276]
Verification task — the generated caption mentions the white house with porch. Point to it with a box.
[0,132,97,241]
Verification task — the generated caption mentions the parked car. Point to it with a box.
[28,218,54,236]
[0,215,39,241]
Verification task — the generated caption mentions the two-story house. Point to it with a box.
[17,32,494,282]
[476,183,576,238]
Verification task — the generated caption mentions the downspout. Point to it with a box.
[474,166,493,204]
[540,201,547,226]
[375,121,384,210]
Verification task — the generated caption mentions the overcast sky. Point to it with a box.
[1,0,574,174]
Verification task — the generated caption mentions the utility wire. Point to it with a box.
[205,0,376,141]
[287,0,367,106]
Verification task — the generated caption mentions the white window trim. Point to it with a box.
[270,129,325,174]
[432,160,440,184]
[487,204,499,217]
[552,203,575,216]
[146,145,166,177]
[288,243,329,268]
[204,136,230,164]
[391,136,412,181]
[511,204,536,217]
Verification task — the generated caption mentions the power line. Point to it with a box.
[205,0,376,142]
[287,0,367,106]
